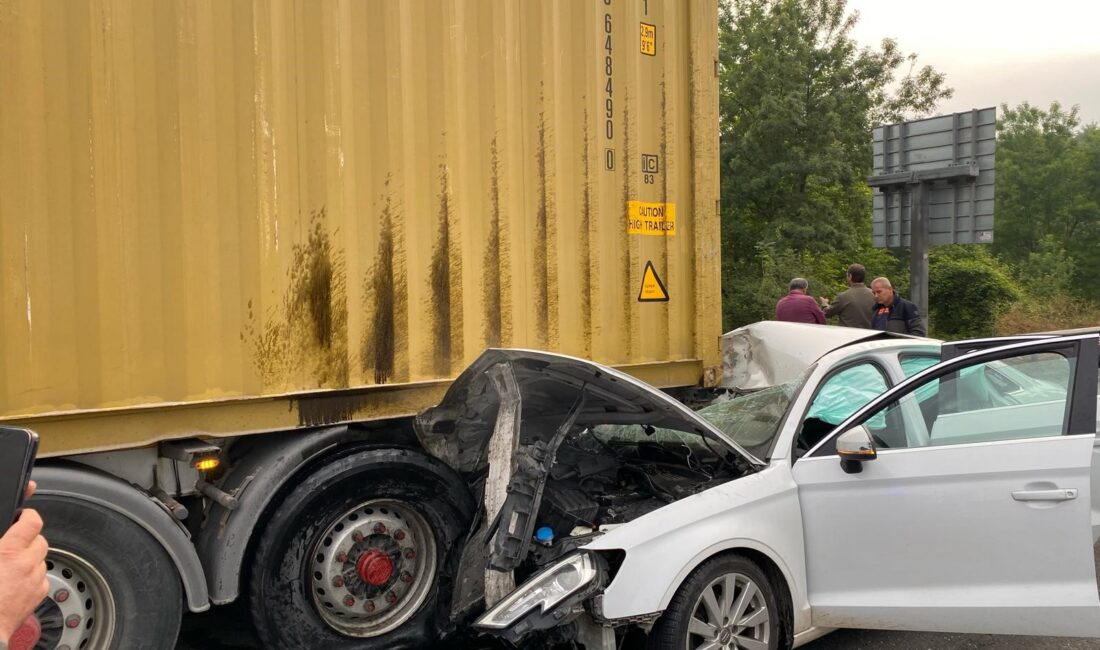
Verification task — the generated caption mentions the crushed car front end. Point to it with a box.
[414,348,772,646]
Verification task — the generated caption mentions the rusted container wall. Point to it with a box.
[0,0,720,453]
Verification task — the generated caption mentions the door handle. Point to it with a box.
[1011,488,1078,502]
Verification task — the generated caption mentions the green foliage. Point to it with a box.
[1017,236,1076,298]
[927,246,1021,340]
[718,0,951,329]
[994,103,1100,301]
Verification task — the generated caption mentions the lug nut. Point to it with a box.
[373,523,387,534]
[394,530,406,541]
[404,548,416,560]
[352,531,364,543]
[65,615,81,629]
[344,595,356,607]
[336,552,348,563]
[54,589,70,603]
[386,591,398,604]
[332,576,345,588]
[365,600,376,613]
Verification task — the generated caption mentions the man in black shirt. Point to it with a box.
[870,277,926,336]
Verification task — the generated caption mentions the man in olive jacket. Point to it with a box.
[820,264,875,328]
[870,277,927,336]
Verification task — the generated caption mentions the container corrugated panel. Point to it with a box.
[0,0,719,454]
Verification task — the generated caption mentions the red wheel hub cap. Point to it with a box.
[357,550,394,586]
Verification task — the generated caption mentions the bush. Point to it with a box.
[995,294,1100,334]
[928,246,1021,339]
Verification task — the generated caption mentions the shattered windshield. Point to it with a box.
[694,383,798,459]
[587,371,808,466]
[592,382,798,463]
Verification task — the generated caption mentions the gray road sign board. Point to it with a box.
[871,107,996,247]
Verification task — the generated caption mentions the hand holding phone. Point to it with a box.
[0,427,47,647]
[0,506,49,646]
[0,427,38,535]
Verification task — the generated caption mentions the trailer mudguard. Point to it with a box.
[195,425,412,604]
[31,462,211,612]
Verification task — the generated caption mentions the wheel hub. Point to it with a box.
[34,548,116,650]
[687,572,770,650]
[356,550,394,587]
[310,499,437,638]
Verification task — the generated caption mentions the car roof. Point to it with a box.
[720,321,937,391]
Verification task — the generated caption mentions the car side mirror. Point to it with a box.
[836,425,876,474]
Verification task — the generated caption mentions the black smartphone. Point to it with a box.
[0,426,39,536]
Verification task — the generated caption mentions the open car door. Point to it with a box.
[793,334,1100,637]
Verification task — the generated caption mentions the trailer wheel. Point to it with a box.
[249,447,473,649]
[31,497,183,650]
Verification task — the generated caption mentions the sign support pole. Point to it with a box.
[909,181,930,331]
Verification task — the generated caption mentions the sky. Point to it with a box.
[846,0,1100,126]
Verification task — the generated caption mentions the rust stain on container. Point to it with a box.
[296,392,373,428]
[249,209,348,388]
[620,100,634,354]
[483,138,503,347]
[580,110,593,357]
[429,163,461,377]
[533,109,550,347]
[362,181,403,384]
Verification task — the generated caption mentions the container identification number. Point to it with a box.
[603,0,614,171]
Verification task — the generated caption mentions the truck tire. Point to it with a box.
[31,496,183,650]
[647,554,780,650]
[248,447,474,649]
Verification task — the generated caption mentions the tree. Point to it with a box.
[718,0,952,328]
[928,245,1020,340]
[993,103,1100,300]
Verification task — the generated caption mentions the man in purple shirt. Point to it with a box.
[775,277,826,324]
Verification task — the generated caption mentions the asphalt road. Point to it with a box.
[177,543,1100,650]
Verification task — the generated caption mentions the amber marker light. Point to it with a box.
[194,456,220,471]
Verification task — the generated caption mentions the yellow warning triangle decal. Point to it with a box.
[638,261,669,302]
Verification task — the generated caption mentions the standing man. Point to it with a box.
[775,278,826,324]
[820,264,875,328]
[870,277,927,336]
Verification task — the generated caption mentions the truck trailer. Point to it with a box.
[0,0,719,647]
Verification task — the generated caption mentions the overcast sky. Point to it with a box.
[846,0,1100,126]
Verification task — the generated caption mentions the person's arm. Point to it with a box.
[906,302,927,336]
[811,300,826,324]
[822,292,844,318]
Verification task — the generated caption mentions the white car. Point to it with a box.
[417,322,1100,649]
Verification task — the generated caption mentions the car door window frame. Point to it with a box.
[898,353,940,377]
[793,359,892,458]
[806,334,1099,458]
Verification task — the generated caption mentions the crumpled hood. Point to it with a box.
[721,321,905,391]
[416,348,762,473]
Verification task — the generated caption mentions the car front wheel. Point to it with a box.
[648,554,780,650]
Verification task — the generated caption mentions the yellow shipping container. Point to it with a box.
[0,0,720,456]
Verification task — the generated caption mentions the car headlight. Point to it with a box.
[475,553,598,629]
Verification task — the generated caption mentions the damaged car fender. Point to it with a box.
[583,463,811,633]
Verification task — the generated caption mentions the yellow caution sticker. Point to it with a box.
[638,261,669,302]
[640,23,656,56]
[627,201,676,236]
